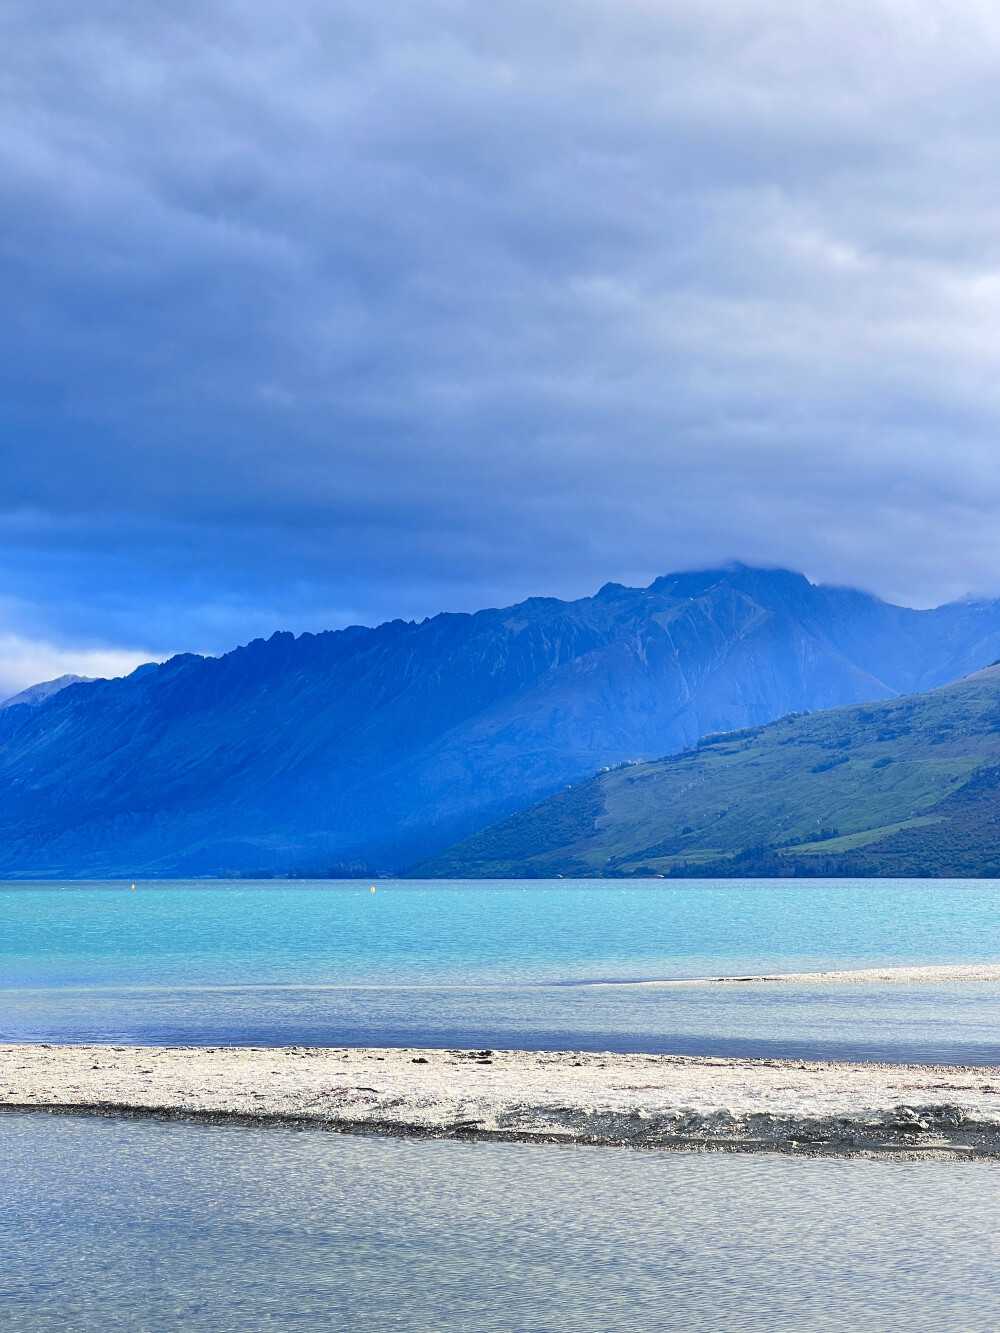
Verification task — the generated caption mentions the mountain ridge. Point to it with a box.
[4,564,1000,876]
[0,674,94,711]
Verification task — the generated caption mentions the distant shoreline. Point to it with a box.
[5,1043,1000,1159]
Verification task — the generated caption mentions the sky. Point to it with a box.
[4,1,1000,694]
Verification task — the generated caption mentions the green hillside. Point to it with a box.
[413,664,1000,878]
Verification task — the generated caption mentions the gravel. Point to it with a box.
[5,1042,1000,1158]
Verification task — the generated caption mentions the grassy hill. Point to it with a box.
[412,664,1000,878]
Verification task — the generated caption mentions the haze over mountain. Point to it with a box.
[0,675,93,712]
[4,565,1000,877]
[417,664,1000,880]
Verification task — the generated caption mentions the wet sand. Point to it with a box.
[4,1042,1000,1158]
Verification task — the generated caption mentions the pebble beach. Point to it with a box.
[5,1042,1000,1158]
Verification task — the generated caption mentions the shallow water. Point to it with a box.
[5,878,1000,1061]
[2,1113,999,1332]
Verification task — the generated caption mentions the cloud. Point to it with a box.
[0,633,155,700]
[4,0,1000,651]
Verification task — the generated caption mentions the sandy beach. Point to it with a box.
[4,1042,1000,1158]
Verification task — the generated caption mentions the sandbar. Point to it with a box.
[4,1043,1000,1158]
[592,963,1000,986]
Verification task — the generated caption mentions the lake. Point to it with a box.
[4,877,1000,1062]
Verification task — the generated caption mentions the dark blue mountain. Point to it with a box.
[4,564,1000,876]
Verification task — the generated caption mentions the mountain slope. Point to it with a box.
[5,565,1000,876]
[414,665,1000,878]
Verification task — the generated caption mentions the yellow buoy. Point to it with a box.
[371,885,376,893]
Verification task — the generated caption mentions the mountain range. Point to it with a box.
[4,564,1000,876]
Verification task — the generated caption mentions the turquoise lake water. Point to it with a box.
[3,1113,1000,1332]
[4,878,1000,1061]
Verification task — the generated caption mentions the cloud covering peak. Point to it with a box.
[3,0,1000,685]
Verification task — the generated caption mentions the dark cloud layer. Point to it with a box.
[2,0,1000,690]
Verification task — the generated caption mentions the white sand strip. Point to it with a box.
[594,963,1000,987]
[4,1043,1000,1157]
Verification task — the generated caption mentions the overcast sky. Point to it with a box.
[3,0,1000,692]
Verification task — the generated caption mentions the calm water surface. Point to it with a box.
[2,1113,999,1332]
[3,878,1000,1061]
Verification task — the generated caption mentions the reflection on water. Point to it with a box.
[2,1113,998,1332]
